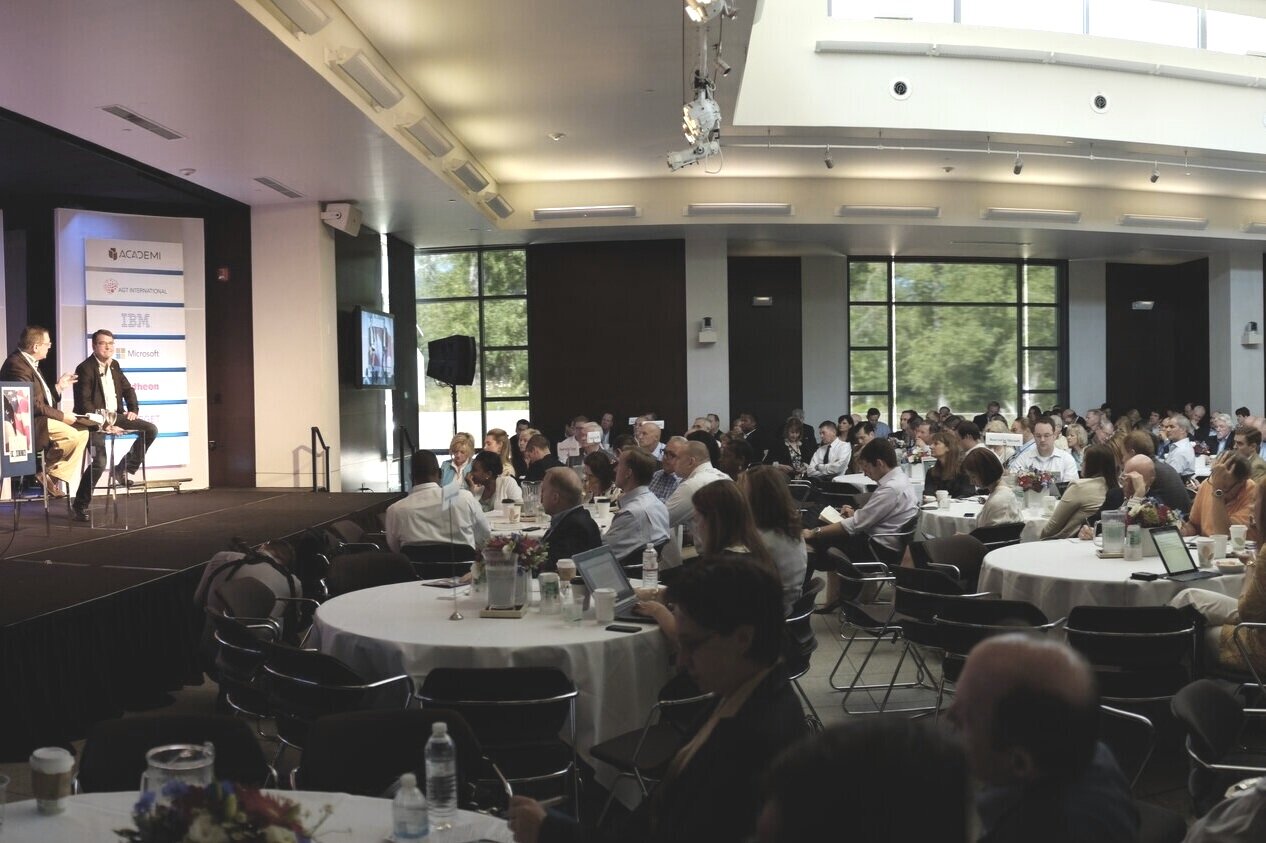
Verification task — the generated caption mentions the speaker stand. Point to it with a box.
[447,381,458,436]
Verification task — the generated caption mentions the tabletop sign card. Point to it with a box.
[83,239,189,469]
[985,432,1024,447]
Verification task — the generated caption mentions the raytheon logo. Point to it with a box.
[107,247,163,261]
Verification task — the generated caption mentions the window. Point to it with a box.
[415,248,529,448]
[960,0,1082,35]
[848,259,1065,426]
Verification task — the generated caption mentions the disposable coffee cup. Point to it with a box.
[30,746,74,815]
[556,558,576,583]
[1212,534,1228,560]
[508,504,521,523]
[1230,524,1248,550]
[935,491,950,510]
[1195,537,1214,567]
[595,497,610,518]
[594,587,616,623]
[501,499,517,520]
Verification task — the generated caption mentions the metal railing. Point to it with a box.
[311,426,330,492]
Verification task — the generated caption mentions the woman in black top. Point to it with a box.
[924,431,975,498]
[764,417,814,478]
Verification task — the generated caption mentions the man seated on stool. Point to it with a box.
[73,329,159,500]
[385,450,489,552]
[0,325,90,511]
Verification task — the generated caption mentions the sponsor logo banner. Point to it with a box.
[85,239,184,273]
[85,338,188,370]
[85,304,186,337]
[143,435,190,470]
[128,404,189,435]
[128,371,189,402]
[85,270,185,304]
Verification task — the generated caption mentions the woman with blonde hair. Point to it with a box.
[482,428,516,476]
[441,432,475,487]
[1064,423,1089,472]
[984,419,1012,462]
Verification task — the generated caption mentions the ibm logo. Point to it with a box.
[120,313,151,328]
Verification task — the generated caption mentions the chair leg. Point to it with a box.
[793,678,824,733]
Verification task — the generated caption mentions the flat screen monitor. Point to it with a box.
[357,307,395,388]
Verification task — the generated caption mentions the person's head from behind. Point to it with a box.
[738,465,801,538]
[957,421,982,447]
[857,437,898,481]
[411,449,441,486]
[947,634,1098,787]
[962,448,1003,491]
[1122,453,1155,498]
[757,719,968,843]
[719,437,755,479]
[582,450,614,497]
[685,429,720,466]
[616,447,656,492]
[524,434,551,464]
[1081,444,1119,488]
[691,479,761,558]
[541,466,583,515]
[666,555,784,695]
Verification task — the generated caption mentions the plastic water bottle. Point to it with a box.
[642,543,659,590]
[392,772,428,840]
[426,722,458,830]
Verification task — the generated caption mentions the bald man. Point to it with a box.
[539,467,601,573]
[948,635,1137,843]
[665,439,732,529]
[636,420,665,461]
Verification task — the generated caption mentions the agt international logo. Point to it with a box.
[103,279,119,294]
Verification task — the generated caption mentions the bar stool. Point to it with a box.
[92,430,148,530]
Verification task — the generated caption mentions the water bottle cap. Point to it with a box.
[400,772,417,788]
[432,722,448,737]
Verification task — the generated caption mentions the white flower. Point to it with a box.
[263,827,298,843]
[186,812,230,843]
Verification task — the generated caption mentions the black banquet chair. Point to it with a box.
[1171,678,1266,816]
[1065,605,1195,705]
[76,714,274,792]
[325,551,416,597]
[401,542,478,580]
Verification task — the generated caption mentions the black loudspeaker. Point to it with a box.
[426,335,477,385]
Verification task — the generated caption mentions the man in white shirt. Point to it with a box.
[635,420,666,461]
[555,415,586,464]
[385,450,490,552]
[1009,419,1079,482]
[805,420,850,480]
[665,440,732,529]
[1162,414,1197,476]
[603,448,671,564]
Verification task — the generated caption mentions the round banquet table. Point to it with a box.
[486,506,613,536]
[978,539,1246,620]
[1,790,512,842]
[917,499,1048,542]
[308,581,674,766]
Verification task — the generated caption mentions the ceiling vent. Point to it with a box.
[254,176,304,198]
[100,105,183,140]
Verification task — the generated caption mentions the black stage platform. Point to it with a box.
[0,489,398,759]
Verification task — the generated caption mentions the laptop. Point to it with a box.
[1151,526,1220,582]
[572,545,658,624]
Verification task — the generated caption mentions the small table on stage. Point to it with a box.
[979,539,1246,620]
[91,430,148,530]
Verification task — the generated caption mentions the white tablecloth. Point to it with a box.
[979,540,1246,620]
[830,473,876,488]
[487,508,613,536]
[308,582,673,761]
[918,500,1048,543]
[1,791,512,842]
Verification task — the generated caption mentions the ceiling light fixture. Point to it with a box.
[715,57,732,77]
[1012,152,1023,175]
[1150,163,1160,184]
[399,116,453,158]
[824,145,834,169]
[481,194,514,220]
[982,208,1081,223]
[1243,222,1266,234]
[1119,214,1208,230]
[682,85,721,144]
[685,0,734,23]
[837,205,940,218]
[269,0,330,35]
[332,48,403,110]
[532,205,640,221]
[447,159,490,194]
[685,203,794,217]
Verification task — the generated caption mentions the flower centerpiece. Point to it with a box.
[1014,469,1053,492]
[483,532,550,572]
[117,781,331,843]
[1124,496,1183,528]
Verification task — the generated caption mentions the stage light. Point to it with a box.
[1150,164,1160,183]
[1012,152,1023,175]
[824,145,834,169]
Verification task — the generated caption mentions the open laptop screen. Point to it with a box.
[1151,526,1197,575]
[573,545,636,603]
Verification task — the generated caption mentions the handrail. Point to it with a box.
[311,426,330,492]
[396,426,416,491]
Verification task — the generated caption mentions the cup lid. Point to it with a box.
[30,746,74,774]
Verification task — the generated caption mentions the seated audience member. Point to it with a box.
[1233,424,1266,484]
[648,436,685,502]
[441,433,476,487]
[805,420,850,481]
[764,417,813,478]
[610,433,636,461]
[603,448,670,564]
[948,635,1138,843]
[579,421,605,456]
[1064,423,1088,471]
[718,436,755,480]
[956,421,991,457]
[1025,404,1044,429]
[1122,430,1189,514]
[581,450,617,502]
[1210,413,1234,455]
[846,422,877,473]
[466,450,522,513]
[738,466,807,615]
[194,539,303,630]
[1182,762,1266,843]
[1190,403,1213,445]
[508,557,806,843]
[1008,419,1078,483]
[1182,452,1259,542]
[790,408,815,445]
[684,428,721,468]
[738,411,772,462]
[636,419,666,461]
[962,448,1020,528]
[523,434,564,482]
[667,440,733,531]
[924,432,975,499]
[706,413,722,437]
[1161,414,1197,475]
[385,450,490,552]
[866,407,891,439]
[836,413,854,444]
[692,480,772,568]
[598,411,615,450]
[1005,417,1033,467]
[973,402,1001,430]
[1040,444,1117,540]
[482,428,517,477]
[757,720,968,843]
[1078,454,1159,542]
[556,415,587,464]
[984,419,1012,462]
[539,467,601,573]
[510,421,534,477]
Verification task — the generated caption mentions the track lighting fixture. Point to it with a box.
[1150,163,1160,184]
[824,145,834,169]
[1012,152,1023,176]
[715,57,731,76]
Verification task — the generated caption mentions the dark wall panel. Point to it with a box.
[388,234,419,468]
[728,257,802,430]
[1106,259,1208,413]
[335,227,387,492]
[204,207,255,486]
[527,241,686,442]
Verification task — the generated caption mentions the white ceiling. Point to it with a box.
[4,0,1266,259]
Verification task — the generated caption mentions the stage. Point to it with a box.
[0,488,398,759]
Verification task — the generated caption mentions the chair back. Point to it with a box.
[215,577,278,622]
[655,672,715,735]
[1171,679,1245,763]
[933,596,1050,658]
[418,667,578,750]
[968,522,1025,550]
[1066,605,1194,669]
[787,480,813,502]
[401,543,478,579]
[326,551,416,597]
[783,578,824,678]
[327,519,367,545]
[892,566,965,621]
[297,709,484,803]
[867,513,919,566]
[77,714,272,793]
[1098,705,1155,792]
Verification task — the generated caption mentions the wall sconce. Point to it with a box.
[698,316,718,344]
[1243,321,1262,346]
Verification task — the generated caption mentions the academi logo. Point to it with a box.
[108,247,118,261]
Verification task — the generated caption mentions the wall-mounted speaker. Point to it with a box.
[426,335,477,385]
[321,202,363,236]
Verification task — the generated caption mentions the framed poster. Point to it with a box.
[0,382,36,477]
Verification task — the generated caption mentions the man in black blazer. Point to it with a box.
[523,433,564,482]
[538,467,601,573]
[0,325,90,507]
[73,330,159,503]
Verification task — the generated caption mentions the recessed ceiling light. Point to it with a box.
[548,132,567,142]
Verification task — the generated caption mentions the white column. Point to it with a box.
[251,204,340,487]
[684,238,729,423]
[801,256,848,424]
[1208,251,1265,414]
[1067,260,1107,414]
